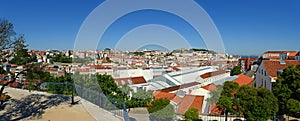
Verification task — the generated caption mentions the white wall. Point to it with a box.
[254,62,273,91]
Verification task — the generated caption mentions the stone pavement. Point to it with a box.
[128,108,150,121]
[80,98,123,121]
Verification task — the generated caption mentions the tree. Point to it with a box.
[207,85,223,104]
[217,81,239,121]
[0,64,35,106]
[230,66,242,76]
[235,86,278,121]
[286,99,300,115]
[126,89,153,108]
[217,81,278,121]
[0,18,15,65]
[148,98,175,121]
[96,74,123,100]
[52,54,72,63]
[273,65,300,116]
[9,35,35,65]
[184,108,199,121]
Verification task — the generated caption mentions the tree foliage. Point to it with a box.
[273,65,300,115]
[235,86,278,120]
[132,52,145,56]
[216,81,278,121]
[230,66,242,76]
[147,98,170,113]
[126,88,153,108]
[217,81,239,116]
[286,99,300,114]
[184,108,199,121]
[148,98,175,121]
[9,34,35,65]
[52,54,72,63]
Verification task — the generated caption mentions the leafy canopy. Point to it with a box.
[273,65,300,115]
[184,108,199,121]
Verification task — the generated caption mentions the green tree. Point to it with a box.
[148,98,175,121]
[147,98,170,113]
[206,85,223,104]
[96,74,122,99]
[52,54,72,63]
[0,19,37,106]
[126,89,153,108]
[132,52,145,56]
[273,65,300,116]
[235,86,278,121]
[286,99,300,115]
[230,66,242,76]
[184,108,199,121]
[217,81,239,121]
[9,35,35,65]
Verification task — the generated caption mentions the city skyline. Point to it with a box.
[1,0,300,55]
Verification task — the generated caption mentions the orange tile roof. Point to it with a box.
[177,95,204,114]
[266,56,280,59]
[171,96,182,104]
[209,103,222,115]
[202,84,217,91]
[172,66,181,71]
[264,51,296,54]
[159,82,200,93]
[232,74,254,86]
[153,91,176,100]
[289,52,298,56]
[200,70,227,79]
[114,76,147,86]
[263,60,300,77]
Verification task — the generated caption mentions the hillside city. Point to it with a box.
[1,36,300,120]
[0,1,300,120]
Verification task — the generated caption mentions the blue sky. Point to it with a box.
[0,0,299,55]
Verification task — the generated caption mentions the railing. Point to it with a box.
[74,84,129,121]
[31,82,129,121]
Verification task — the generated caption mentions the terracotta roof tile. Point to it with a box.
[153,91,176,100]
[114,76,147,86]
[264,51,296,54]
[200,70,227,79]
[289,52,298,56]
[232,74,254,86]
[159,82,200,93]
[263,60,300,77]
[171,96,182,104]
[209,103,222,115]
[202,84,217,91]
[177,95,204,114]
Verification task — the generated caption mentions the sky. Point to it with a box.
[0,0,300,55]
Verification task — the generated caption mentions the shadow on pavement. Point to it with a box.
[0,94,70,121]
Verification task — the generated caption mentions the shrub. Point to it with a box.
[184,108,199,121]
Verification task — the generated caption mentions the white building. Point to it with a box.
[254,60,300,91]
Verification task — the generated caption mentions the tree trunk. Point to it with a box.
[71,84,75,104]
[225,109,228,121]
